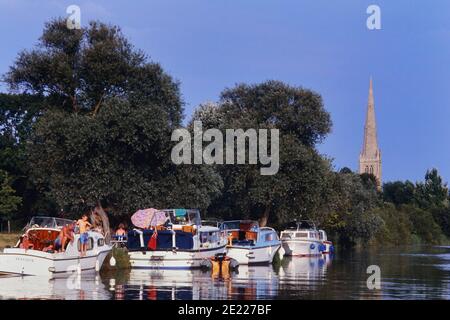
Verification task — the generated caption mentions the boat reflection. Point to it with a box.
[277,254,333,296]
[0,255,333,300]
[279,255,332,280]
[108,265,281,300]
[0,271,110,300]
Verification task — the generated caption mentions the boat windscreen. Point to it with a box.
[164,209,201,226]
[285,220,314,230]
[27,217,74,229]
[221,221,240,230]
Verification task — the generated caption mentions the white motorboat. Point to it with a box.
[127,209,228,269]
[0,216,112,276]
[221,220,281,265]
[280,220,325,257]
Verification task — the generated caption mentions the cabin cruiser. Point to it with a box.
[220,220,281,265]
[127,209,228,269]
[280,220,327,257]
[0,216,112,276]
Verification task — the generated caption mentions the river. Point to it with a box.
[0,245,449,300]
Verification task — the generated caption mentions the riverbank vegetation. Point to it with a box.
[0,18,449,248]
[0,233,21,249]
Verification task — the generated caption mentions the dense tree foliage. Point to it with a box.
[0,170,22,229]
[192,81,333,226]
[1,19,219,219]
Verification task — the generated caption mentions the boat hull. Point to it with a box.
[0,248,111,276]
[128,245,227,269]
[281,239,322,257]
[226,244,280,265]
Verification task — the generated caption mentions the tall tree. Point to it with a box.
[193,80,332,226]
[416,168,448,209]
[4,19,182,124]
[4,19,219,218]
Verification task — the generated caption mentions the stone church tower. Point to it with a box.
[359,77,382,189]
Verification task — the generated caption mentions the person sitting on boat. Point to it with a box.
[77,214,92,257]
[115,223,127,241]
[42,240,55,253]
[19,235,34,251]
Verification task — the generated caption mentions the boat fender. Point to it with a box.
[319,244,326,252]
[109,255,116,267]
[310,243,315,250]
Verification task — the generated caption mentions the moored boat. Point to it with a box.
[0,216,112,276]
[220,220,281,265]
[280,220,325,257]
[127,209,228,269]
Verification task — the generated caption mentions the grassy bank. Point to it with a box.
[0,233,20,249]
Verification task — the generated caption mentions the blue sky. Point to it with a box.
[0,0,449,184]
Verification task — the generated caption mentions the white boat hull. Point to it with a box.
[0,248,111,276]
[128,245,227,269]
[226,244,280,265]
[281,239,322,256]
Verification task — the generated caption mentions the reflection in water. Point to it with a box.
[0,271,110,300]
[1,246,450,299]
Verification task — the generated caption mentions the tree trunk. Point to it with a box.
[7,220,11,233]
[259,206,270,227]
[92,202,111,244]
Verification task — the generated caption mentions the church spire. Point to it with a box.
[359,77,382,188]
[362,76,378,157]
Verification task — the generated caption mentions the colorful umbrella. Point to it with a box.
[131,208,167,228]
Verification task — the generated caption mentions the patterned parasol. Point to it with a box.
[131,208,167,228]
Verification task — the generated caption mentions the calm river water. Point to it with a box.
[1,245,450,300]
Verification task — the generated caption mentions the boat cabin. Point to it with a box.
[280,220,320,241]
[127,209,225,251]
[220,220,259,245]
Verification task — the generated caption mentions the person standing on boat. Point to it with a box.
[77,214,92,256]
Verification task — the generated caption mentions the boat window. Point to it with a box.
[319,232,324,240]
[221,221,241,230]
[168,209,201,226]
[265,233,274,241]
[77,237,94,251]
[281,232,291,239]
[200,231,220,243]
[98,238,105,247]
[296,232,308,238]
[309,232,317,239]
